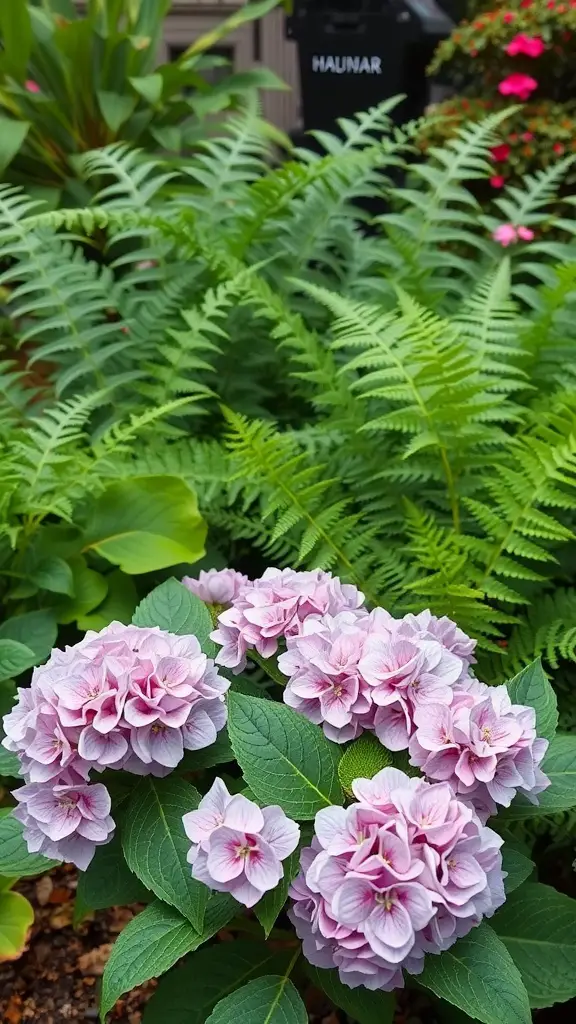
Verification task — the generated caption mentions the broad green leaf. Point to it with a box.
[0,0,32,80]
[122,776,207,930]
[502,846,534,894]
[492,882,576,1008]
[0,891,34,961]
[97,90,137,132]
[0,746,21,778]
[0,639,37,681]
[143,941,292,1024]
[254,845,300,937]
[306,964,395,1024]
[0,679,16,719]
[184,0,281,57]
[500,734,576,819]
[0,117,30,173]
[133,577,215,655]
[130,73,163,104]
[227,692,343,819]
[78,570,138,631]
[100,895,236,1022]
[506,659,557,742]
[35,555,75,596]
[205,974,307,1024]
[54,556,108,625]
[419,922,531,1024]
[178,730,234,771]
[77,833,149,911]
[83,476,207,574]
[338,733,393,796]
[0,812,58,876]
[0,610,57,663]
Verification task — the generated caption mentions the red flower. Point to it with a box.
[522,131,534,141]
[553,143,565,153]
[546,1,555,7]
[505,34,545,57]
[490,175,506,188]
[499,73,538,101]
[503,11,516,21]
[490,143,511,161]
[520,0,532,6]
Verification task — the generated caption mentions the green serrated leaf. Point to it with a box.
[0,639,37,681]
[100,895,236,1022]
[0,745,21,778]
[0,812,59,876]
[227,692,343,819]
[0,611,57,664]
[506,659,558,743]
[143,941,292,1024]
[205,974,307,1024]
[492,882,576,1008]
[122,775,208,930]
[254,845,300,937]
[306,964,395,1024]
[419,922,531,1024]
[338,734,393,796]
[177,730,234,771]
[133,577,215,655]
[77,833,149,911]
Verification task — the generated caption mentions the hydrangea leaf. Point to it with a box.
[205,974,307,1024]
[306,964,395,1024]
[0,811,59,876]
[100,895,236,1022]
[133,577,215,656]
[338,733,393,796]
[419,922,531,1024]
[506,658,558,743]
[492,882,576,1008]
[502,846,534,894]
[77,833,149,912]
[122,776,208,931]
[499,734,576,819]
[227,691,343,819]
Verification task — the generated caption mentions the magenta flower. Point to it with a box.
[505,34,545,58]
[182,778,300,907]
[517,226,534,241]
[493,224,518,247]
[289,768,505,990]
[182,568,249,607]
[13,776,114,871]
[25,80,41,94]
[498,73,538,101]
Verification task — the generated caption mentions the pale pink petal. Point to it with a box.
[244,838,282,891]
[223,793,264,834]
[206,827,245,882]
[260,806,300,859]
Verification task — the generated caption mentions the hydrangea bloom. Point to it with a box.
[211,568,365,672]
[409,683,550,818]
[182,568,249,607]
[12,776,114,871]
[289,768,505,990]
[2,621,229,868]
[182,778,300,907]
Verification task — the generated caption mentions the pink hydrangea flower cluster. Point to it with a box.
[182,778,300,907]
[278,607,472,745]
[211,568,365,672]
[2,622,229,869]
[409,681,549,819]
[182,568,249,608]
[289,767,505,991]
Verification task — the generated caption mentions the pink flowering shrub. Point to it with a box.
[2,618,229,868]
[182,777,300,906]
[289,767,505,990]
[0,573,568,1022]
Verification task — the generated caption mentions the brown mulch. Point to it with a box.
[0,865,156,1024]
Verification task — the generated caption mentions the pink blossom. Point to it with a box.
[505,34,545,58]
[409,685,550,817]
[2,622,229,867]
[490,176,506,189]
[498,73,538,101]
[13,776,114,871]
[25,80,40,94]
[211,569,365,672]
[493,224,518,246]
[182,568,249,607]
[289,768,504,990]
[183,778,300,907]
[490,143,511,163]
[517,226,534,241]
